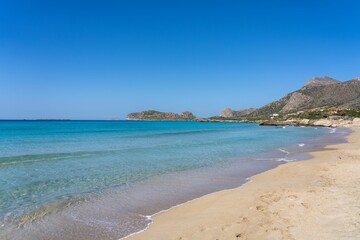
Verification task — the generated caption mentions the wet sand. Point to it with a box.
[128,127,360,240]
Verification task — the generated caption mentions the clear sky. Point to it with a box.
[1,0,359,119]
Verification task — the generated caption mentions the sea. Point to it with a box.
[0,120,350,240]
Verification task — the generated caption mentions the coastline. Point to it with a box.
[127,126,360,240]
[3,122,341,240]
[127,117,360,129]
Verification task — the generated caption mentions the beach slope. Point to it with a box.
[128,127,360,240]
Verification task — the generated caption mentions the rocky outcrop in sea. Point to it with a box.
[127,110,196,121]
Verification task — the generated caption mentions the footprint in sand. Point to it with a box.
[237,216,248,224]
[236,233,246,239]
[301,202,309,208]
[221,224,231,231]
[287,195,298,200]
[256,205,266,211]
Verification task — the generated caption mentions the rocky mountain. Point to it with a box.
[127,110,196,120]
[304,76,340,87]
[220,108,256,118]
[248,77,360,117]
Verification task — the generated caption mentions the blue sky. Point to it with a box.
[1,0,359,119]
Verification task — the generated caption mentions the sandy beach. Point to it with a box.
[128,127,360,240]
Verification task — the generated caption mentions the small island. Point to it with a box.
[127,110,196,121]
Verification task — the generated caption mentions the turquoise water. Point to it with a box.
[0,120,345,239]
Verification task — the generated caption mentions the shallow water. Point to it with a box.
[0,121,350,239]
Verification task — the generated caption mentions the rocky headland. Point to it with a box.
[127,76,360,127]
[247,76,360,118]
[213,76,360,127]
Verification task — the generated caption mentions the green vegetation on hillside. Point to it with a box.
[337,109,360,118]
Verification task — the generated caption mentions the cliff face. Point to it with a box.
[127,110,196,120]
[248,77,360,117]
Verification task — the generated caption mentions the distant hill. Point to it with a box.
[127,110,196,120]
[248,77,360,117]
[304,76,340,87]
[220,108,256,118]
[129,76,360,121]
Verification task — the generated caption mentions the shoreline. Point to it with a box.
[127,127,360,240]
[121,177,254,240]
[121,128,350,240]
[0,124,350,239]
[119,127,348,239]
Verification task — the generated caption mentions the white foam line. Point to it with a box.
[276,158,294,162]
[277,148,290,155]
[329,128,336,134]
[119,177,253,240]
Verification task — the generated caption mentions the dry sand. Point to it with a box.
[127,127,360,240]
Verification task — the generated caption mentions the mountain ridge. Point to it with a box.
[246,77,360,117]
